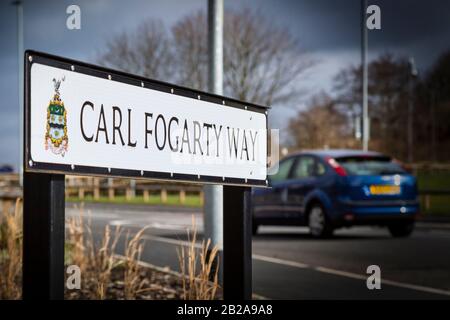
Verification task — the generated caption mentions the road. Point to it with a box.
[66,202,450,300]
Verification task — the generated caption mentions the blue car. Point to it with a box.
[252,149,419,238]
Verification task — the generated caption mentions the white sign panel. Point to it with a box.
[25,52,268,186]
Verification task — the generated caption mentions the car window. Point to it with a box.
[270,157,295,183]
[291,156,316,179]
[336,156,405,175]
[317,161,326,176]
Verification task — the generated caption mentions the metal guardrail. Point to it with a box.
[0,174,203,205]
[65,176,203,205]
[0,174,21,201]
[419,189,450,212]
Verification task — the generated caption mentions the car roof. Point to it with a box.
[288,149,387,159]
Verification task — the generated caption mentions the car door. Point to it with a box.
[283,155,318,218]
[252,156,296,219]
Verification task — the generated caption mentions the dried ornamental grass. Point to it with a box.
[177,216,220,300]
[0,198,23,299]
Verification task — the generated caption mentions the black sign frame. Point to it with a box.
[24,50,269,187]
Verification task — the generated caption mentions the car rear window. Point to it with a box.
[335,156,406,176]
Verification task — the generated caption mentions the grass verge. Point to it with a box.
[66,194,202,207]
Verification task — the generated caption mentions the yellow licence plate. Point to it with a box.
[369,185,401,195]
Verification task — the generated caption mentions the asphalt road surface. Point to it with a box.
[66,202,450,300]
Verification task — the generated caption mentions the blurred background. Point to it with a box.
[1,0,450,214]
[0,0,449,300]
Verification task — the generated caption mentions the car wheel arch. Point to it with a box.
[304,191,332,219]
[305,198,325,221]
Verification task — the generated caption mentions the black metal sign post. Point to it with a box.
[22,51,267,300]
[223,186,253,300]
[23,172,65,300]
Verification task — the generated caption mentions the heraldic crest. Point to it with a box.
[45,76,68,156]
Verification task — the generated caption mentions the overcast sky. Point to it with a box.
[0,0,449,169]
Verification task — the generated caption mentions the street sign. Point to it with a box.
[24,51,268,186]
[23,50,263,300]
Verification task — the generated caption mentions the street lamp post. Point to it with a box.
[206,0,252,299]
[12,0,24,185]
[204,0,224,282]
[361,0,369,151]
[408,57,418,163]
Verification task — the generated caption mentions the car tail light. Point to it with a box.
[327,157,347,176]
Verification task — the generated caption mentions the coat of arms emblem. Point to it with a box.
[45,76,68,156]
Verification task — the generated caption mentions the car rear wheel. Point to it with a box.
[388,221,415,238]
[308,204,333,238]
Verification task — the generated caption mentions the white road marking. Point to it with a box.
[253,254,310,269]
[109,220,188,231]
[140,233,450,298]
[314,266,367,281]
[260,259,450,297]
[141,234,203,249]
[316,266,450,297]
[109,219,133,226]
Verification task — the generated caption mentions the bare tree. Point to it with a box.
[419,50,450,161]
[222,9,313,106]
[98,8,313,107]
[333,54,412,159]
[288,93,355,150]
[172,11,209,91]
[98,21,174,81]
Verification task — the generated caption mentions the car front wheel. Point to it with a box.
[308,204,333,238]
[388,221,415,238]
